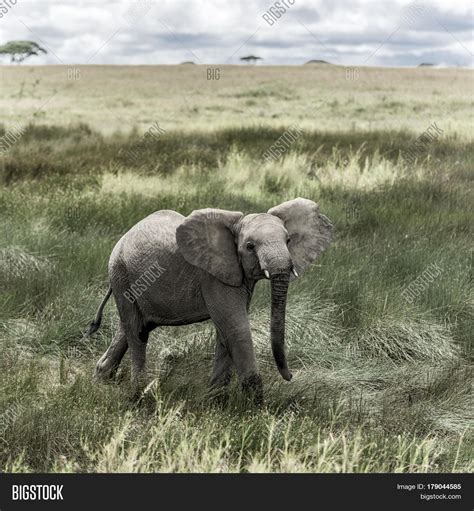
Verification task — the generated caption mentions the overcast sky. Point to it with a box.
[0,0,472,66]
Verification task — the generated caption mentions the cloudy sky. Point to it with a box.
[0,0,472,66]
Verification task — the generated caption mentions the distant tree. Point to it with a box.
[418,63,434,67]
[240,55,262,65]
[0,41,47,63]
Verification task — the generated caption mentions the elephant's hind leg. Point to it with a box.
[95,323,128,380]
[127,326,150,398]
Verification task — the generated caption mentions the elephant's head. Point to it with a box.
[176,198,333,381]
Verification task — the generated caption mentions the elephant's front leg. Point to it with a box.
[203,282,263,404]
[228,331,263,404]
[209,332,234,391]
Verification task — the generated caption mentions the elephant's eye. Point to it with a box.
[246,241,255,251]
[287,237,291,245]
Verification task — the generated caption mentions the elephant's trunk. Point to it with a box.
[270,272,292,381]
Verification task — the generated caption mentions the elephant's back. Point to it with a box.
[129,209,184,244]
[110,210,185,274]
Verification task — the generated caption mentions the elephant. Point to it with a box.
[88,198,333,401]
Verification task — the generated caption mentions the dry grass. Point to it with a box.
[0,65,472,135]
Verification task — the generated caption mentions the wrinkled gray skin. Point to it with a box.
[90,198,333,401]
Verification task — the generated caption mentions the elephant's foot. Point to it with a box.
[95,326,128,381]
[94,353,121,381]
[241,374,264,406]
[209,370,232,389]
[129,366,148,402]
[207,383,230,406]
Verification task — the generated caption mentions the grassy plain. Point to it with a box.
[0,65,472,472]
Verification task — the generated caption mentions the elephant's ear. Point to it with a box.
[268,198,333,276]
[176,209,244,287]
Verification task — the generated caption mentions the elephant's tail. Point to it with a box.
[85,286,112,336]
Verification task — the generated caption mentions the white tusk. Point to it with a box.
[292,268,299,278]
[264,270,270,279]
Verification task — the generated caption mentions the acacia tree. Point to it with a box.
[0,41,47,63]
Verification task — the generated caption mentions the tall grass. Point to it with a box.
[1,123,472,473]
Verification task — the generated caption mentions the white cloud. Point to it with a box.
[0,0,471,66]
